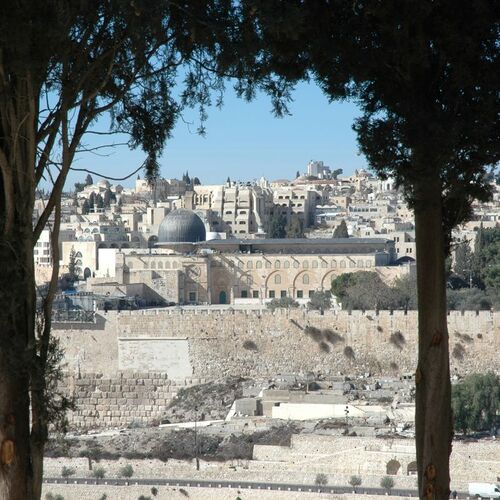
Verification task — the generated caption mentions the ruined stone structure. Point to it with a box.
[54,309,499,428]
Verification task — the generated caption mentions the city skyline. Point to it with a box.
[61,82,369,190]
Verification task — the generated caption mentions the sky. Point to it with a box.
[65,82,369,189]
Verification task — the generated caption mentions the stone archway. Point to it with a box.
[83,267,92,280]
[407,461,418,476]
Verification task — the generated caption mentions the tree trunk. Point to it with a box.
[414,176,452,499]
[0,221,35,499]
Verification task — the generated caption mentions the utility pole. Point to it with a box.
[194,406,200,471]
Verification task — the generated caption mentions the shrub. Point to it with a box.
[307,291,332,312]
[315,473,328,485]
[119,464,134,478]
[389,362,399,371]
[376,325,383,332]
[179,489,189,497]
[61,466,75,478]
[242,340,258,351]
[389,331,406,350]
[380,476,395,493]
[304,326,323,342]
[138,496,152,500]
[150,487,158,497]
[266,297,299,311]
[322,329,344,345]
[98,495,107,500]
[318,341,330,353]
[454,332,473,344]
[45,494,64,500]
[349,475,362,491]
[452,343,465,360]
[91,466,106,479]
[343,346,355,360]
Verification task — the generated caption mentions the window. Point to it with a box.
[252,290,259,299]
[309,290,315,298]
[303,274,310,285]
[321,261,327,268]
[296,290,303,298]
[172,261,178,269]
[274,274,281,284]
[293,261,299,268]
[284,261,290,269]
[247,261,253,269]
[188,292,197,302]
[349,261,355,268]
[256,261,262,269]
[241,290,248,298]
[280,290,287,298]
[265,261,271,268]
[275,260,281,269]
[358,260,364,267]
[312,260,318,268]
[268,290,275,298]
[151,261,156,269]
[303,260,309,269]
[331,260,337,268]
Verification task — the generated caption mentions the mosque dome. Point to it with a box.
[157,209,206,243]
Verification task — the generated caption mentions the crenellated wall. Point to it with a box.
[54,308,499,428]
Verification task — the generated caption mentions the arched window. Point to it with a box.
[358,260,364,268]
[274,274,281,284]
[247,261,253,269]
[256,261,262,269]
[151,261,156,269]
[303,260,309,269]
[331,260,337,268]
[275,260,281,269]
[172,261,178,269]
[349,260,355,268]
[75,252,83,258]
[265,261,271,269]
[165,261,171,269]
[321,261,327,268]
[293,261,299,268]
[303,274,310,285]
[158,261,163,269]
[312,260,318,268]
[284,261,290,269]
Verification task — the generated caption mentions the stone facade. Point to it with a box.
[55,309,499,429]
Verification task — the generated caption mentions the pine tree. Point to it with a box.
[333,220,349,238]
[85,174,93,186]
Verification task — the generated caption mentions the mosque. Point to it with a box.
[104,209,400,305]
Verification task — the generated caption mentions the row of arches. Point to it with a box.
[241,258,373,270]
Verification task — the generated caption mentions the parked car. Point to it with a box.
[468,483,500,499]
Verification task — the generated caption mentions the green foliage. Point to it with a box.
[91,466,106,479]
[266,297,299,311]
[150,487,158,497]
[307,291,332,312]
[474,227,500,291]
[60,466,75,478]
[332,220,349,238]
[45,494,64,500]
[67,247,81,283]
[315,473,328,486]
[380,476,395,492]
[74,182,85,193]
[286,215,304,238]
[85,174,93,186]
[349,475,362,490]
[267,211,287,238]
[332,168,343,179]
[446,288,494,311]
[453,240,474,283]
[452,372,499,434]
[119,464,134,478]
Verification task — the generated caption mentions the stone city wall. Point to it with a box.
[55,309,499,428]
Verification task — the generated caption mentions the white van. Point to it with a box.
[468,482,500,499]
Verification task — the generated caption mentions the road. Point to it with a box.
[44,477,468,498]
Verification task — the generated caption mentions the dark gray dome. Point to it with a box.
[157,209,206,243]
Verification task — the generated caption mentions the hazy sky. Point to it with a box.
[64,81,369,189]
